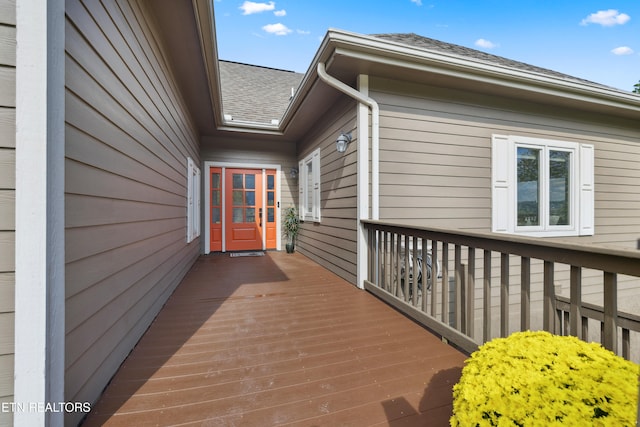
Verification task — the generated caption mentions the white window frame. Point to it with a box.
[299,148,321,222]
[187,157,201,243]
[492,135,594,237]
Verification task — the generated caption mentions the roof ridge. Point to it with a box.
[218,59,301,75]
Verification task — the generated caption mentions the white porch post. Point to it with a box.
[356,75,370,289]
[15,0,66,425]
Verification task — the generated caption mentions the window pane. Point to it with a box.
[267,191,274,206]
[549,150,571,226]
[211,207,220,223]
[232,208,243,223]
[267,207,275,222]
[245,191,255,206]
[212,173,220,189]
[267,175,275,190]
[245,208,255,222]
[245,174,255,190]
[232,174,243,189]
[212,190,220,206]
[517,147,540,226]
[232,190,243,206]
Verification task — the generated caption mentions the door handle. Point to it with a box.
[259,208,263,227]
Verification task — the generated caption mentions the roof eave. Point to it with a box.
[282,29,640,127]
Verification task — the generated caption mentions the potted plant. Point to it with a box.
[283,206,299,253]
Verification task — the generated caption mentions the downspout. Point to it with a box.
[317,63,379,220]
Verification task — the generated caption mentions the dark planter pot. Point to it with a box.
[285,242,295,253]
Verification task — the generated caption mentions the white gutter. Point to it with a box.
[317,62,380,220]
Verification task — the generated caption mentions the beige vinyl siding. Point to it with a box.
[64,1,200,423]
[0,1,14,425]
[372,76,640,247]
[296,97,358,284]
[371,76,640,350]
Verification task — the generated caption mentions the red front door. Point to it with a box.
[225,169,264,251]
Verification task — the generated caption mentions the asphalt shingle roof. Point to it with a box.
[372,33,608,88]
[218,60,304,125]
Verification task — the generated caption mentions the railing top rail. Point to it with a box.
[362,220,640,277]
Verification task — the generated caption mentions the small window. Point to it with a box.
[187,157,201,243]
[492,135,594,237]
[299,148,321,222]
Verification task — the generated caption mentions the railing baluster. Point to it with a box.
[500,253,509,337]
[521,257,530,331]
[455,245,463,332]
[603,271,618,352]
[622,328,630,360]
[421,238,428,313]
[467,247,475,339]
[570,265,582,338]
[394,232,401,298]
[430,240,438,316]
[483,250,491,342]
[403,234,410,303]
[442,242,449,326]
[543,261,555,333]
[412,236,419,307]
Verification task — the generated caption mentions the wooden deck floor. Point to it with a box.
[82,252,467,426]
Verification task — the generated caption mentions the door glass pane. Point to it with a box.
[245,174,255,190]
[212,190,220,206]
[267,191,274,206]
[211,207,221,223]
[212,173,221,189]
[267,175,274,190]
[232,208,243,223]
[232,174,243,189]
[245,191,255,206]
[245,208,255,222]
[232,190,243,206]
[267,207,275,222]
[517,147,540,226]
[549,150,571,226]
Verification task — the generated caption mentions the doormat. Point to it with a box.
[229,251,265,257]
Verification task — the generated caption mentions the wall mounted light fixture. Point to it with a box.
[336,132,352,153]
[289,167,298,179]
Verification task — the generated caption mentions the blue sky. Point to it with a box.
[214,1,640,91]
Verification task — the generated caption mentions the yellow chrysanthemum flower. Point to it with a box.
[450,331,639,426]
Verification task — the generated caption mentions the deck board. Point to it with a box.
[82,252,466,426]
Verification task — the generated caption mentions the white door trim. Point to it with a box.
[204,161,281,253]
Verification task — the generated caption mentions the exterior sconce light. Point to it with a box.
[336,132,351,153]
[289,167,298,179]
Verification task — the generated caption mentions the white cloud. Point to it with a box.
[581,9,630,26]
[411,0,422,5]
[475,38,498,49]
[611,46,634,55]
[297,29,311,35]
[262,23,292,36]
[274,9,286,17]
[240,1,275,15]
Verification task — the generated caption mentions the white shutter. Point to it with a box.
[187,158,195,242]
[579,144,595,236]
[298,159,304,221]
[491,135,513,233]
[312,150,321,222]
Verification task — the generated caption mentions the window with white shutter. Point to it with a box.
[491,135,594,237]
[187,157,201,243]
[299,148,321,222]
